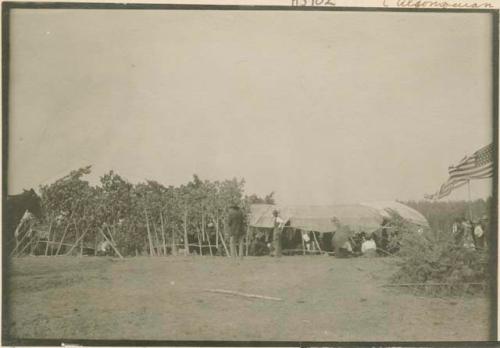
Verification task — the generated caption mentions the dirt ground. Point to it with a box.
[4,255,492,342]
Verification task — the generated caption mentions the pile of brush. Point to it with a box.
[388,214,489,296]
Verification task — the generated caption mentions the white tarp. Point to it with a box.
[360,201,429,227]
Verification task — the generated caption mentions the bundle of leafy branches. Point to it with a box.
[387,212,489,296]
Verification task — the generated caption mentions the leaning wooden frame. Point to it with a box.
[10,213,342,258]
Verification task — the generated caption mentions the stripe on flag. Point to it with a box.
[425,178,468,200]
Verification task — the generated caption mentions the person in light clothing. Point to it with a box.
[474,221,485,249]
[302,231,312,251]
[97,240,112,256]
[462,220,475,249]
[343,240,353,252]
[361,234,377,257]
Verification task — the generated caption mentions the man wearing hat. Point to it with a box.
[271,209,285,257]
[227,205,245,258]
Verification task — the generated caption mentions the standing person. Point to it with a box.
[480,215,490,249]
[473,220,485,250]
[302,231,312,252]
[272,209,285,257]
[227,205,245,258]
[462,219,475,249]
[377,218,389,255]
[331,217,354,258]
[452,217,465,246]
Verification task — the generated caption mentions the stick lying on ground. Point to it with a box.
[382,282,486,287]
[205,289,282,301]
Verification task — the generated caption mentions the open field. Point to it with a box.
[4,256,491,342]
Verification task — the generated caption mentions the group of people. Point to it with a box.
[451,215,489,250]
[226,205,491,258]
[332,229,378,258]
[227,206,382,258]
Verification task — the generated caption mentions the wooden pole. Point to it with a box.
[245,226,250,256]
[64,228,90,256]
[43,240,87,248]
[94,230,98,256]
[160,211,167,255]
[106,225,119,254]
[15,233,37,257]
[205,226,213,257]
[13,210,29,250]
[111,225,118,243]
[55,222,71,256]
[74,221,80,256]
[312,231,323,253]
[44,222,53,256]
[206,228,213,256]
[202,213,213,256]
[205,289,282,301]
[467,179,473,221]
[9,223,32,256]
[171,226,178,256]
[151,221,157,255]
[215,216,219,249]
[31,235,41,255]
[197,229,203,256]
[152,221,162,256]
[98,228,124,259]
[183,209,189,256]
[301,231,306,256]
[383,282,486,287]
[201,212,205,242]
[217,229,230,257]
[144,210,155,257]
[74,219,83,256]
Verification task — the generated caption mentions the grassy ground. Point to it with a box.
[4,255,492,342]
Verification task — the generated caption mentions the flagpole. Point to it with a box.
[467,179,473,221]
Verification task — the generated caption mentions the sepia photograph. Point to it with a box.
[2,2,498,344]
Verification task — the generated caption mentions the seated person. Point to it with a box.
[97,240,112,256]
[337,240,353,258]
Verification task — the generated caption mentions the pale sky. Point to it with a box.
[8,9,493,204]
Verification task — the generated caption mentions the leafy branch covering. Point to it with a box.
[39,167,271,256]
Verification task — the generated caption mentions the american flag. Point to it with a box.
[448,143,493,181]
[424,179,468,200]
[425,143,494,200]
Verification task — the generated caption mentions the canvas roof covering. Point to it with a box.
[360,201,429,227]
[248,204,280,228]
[249,204,384,233]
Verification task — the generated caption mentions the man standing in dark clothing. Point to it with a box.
[480,215,489,249]
[452,217,465,246]
[227,205,245,258]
